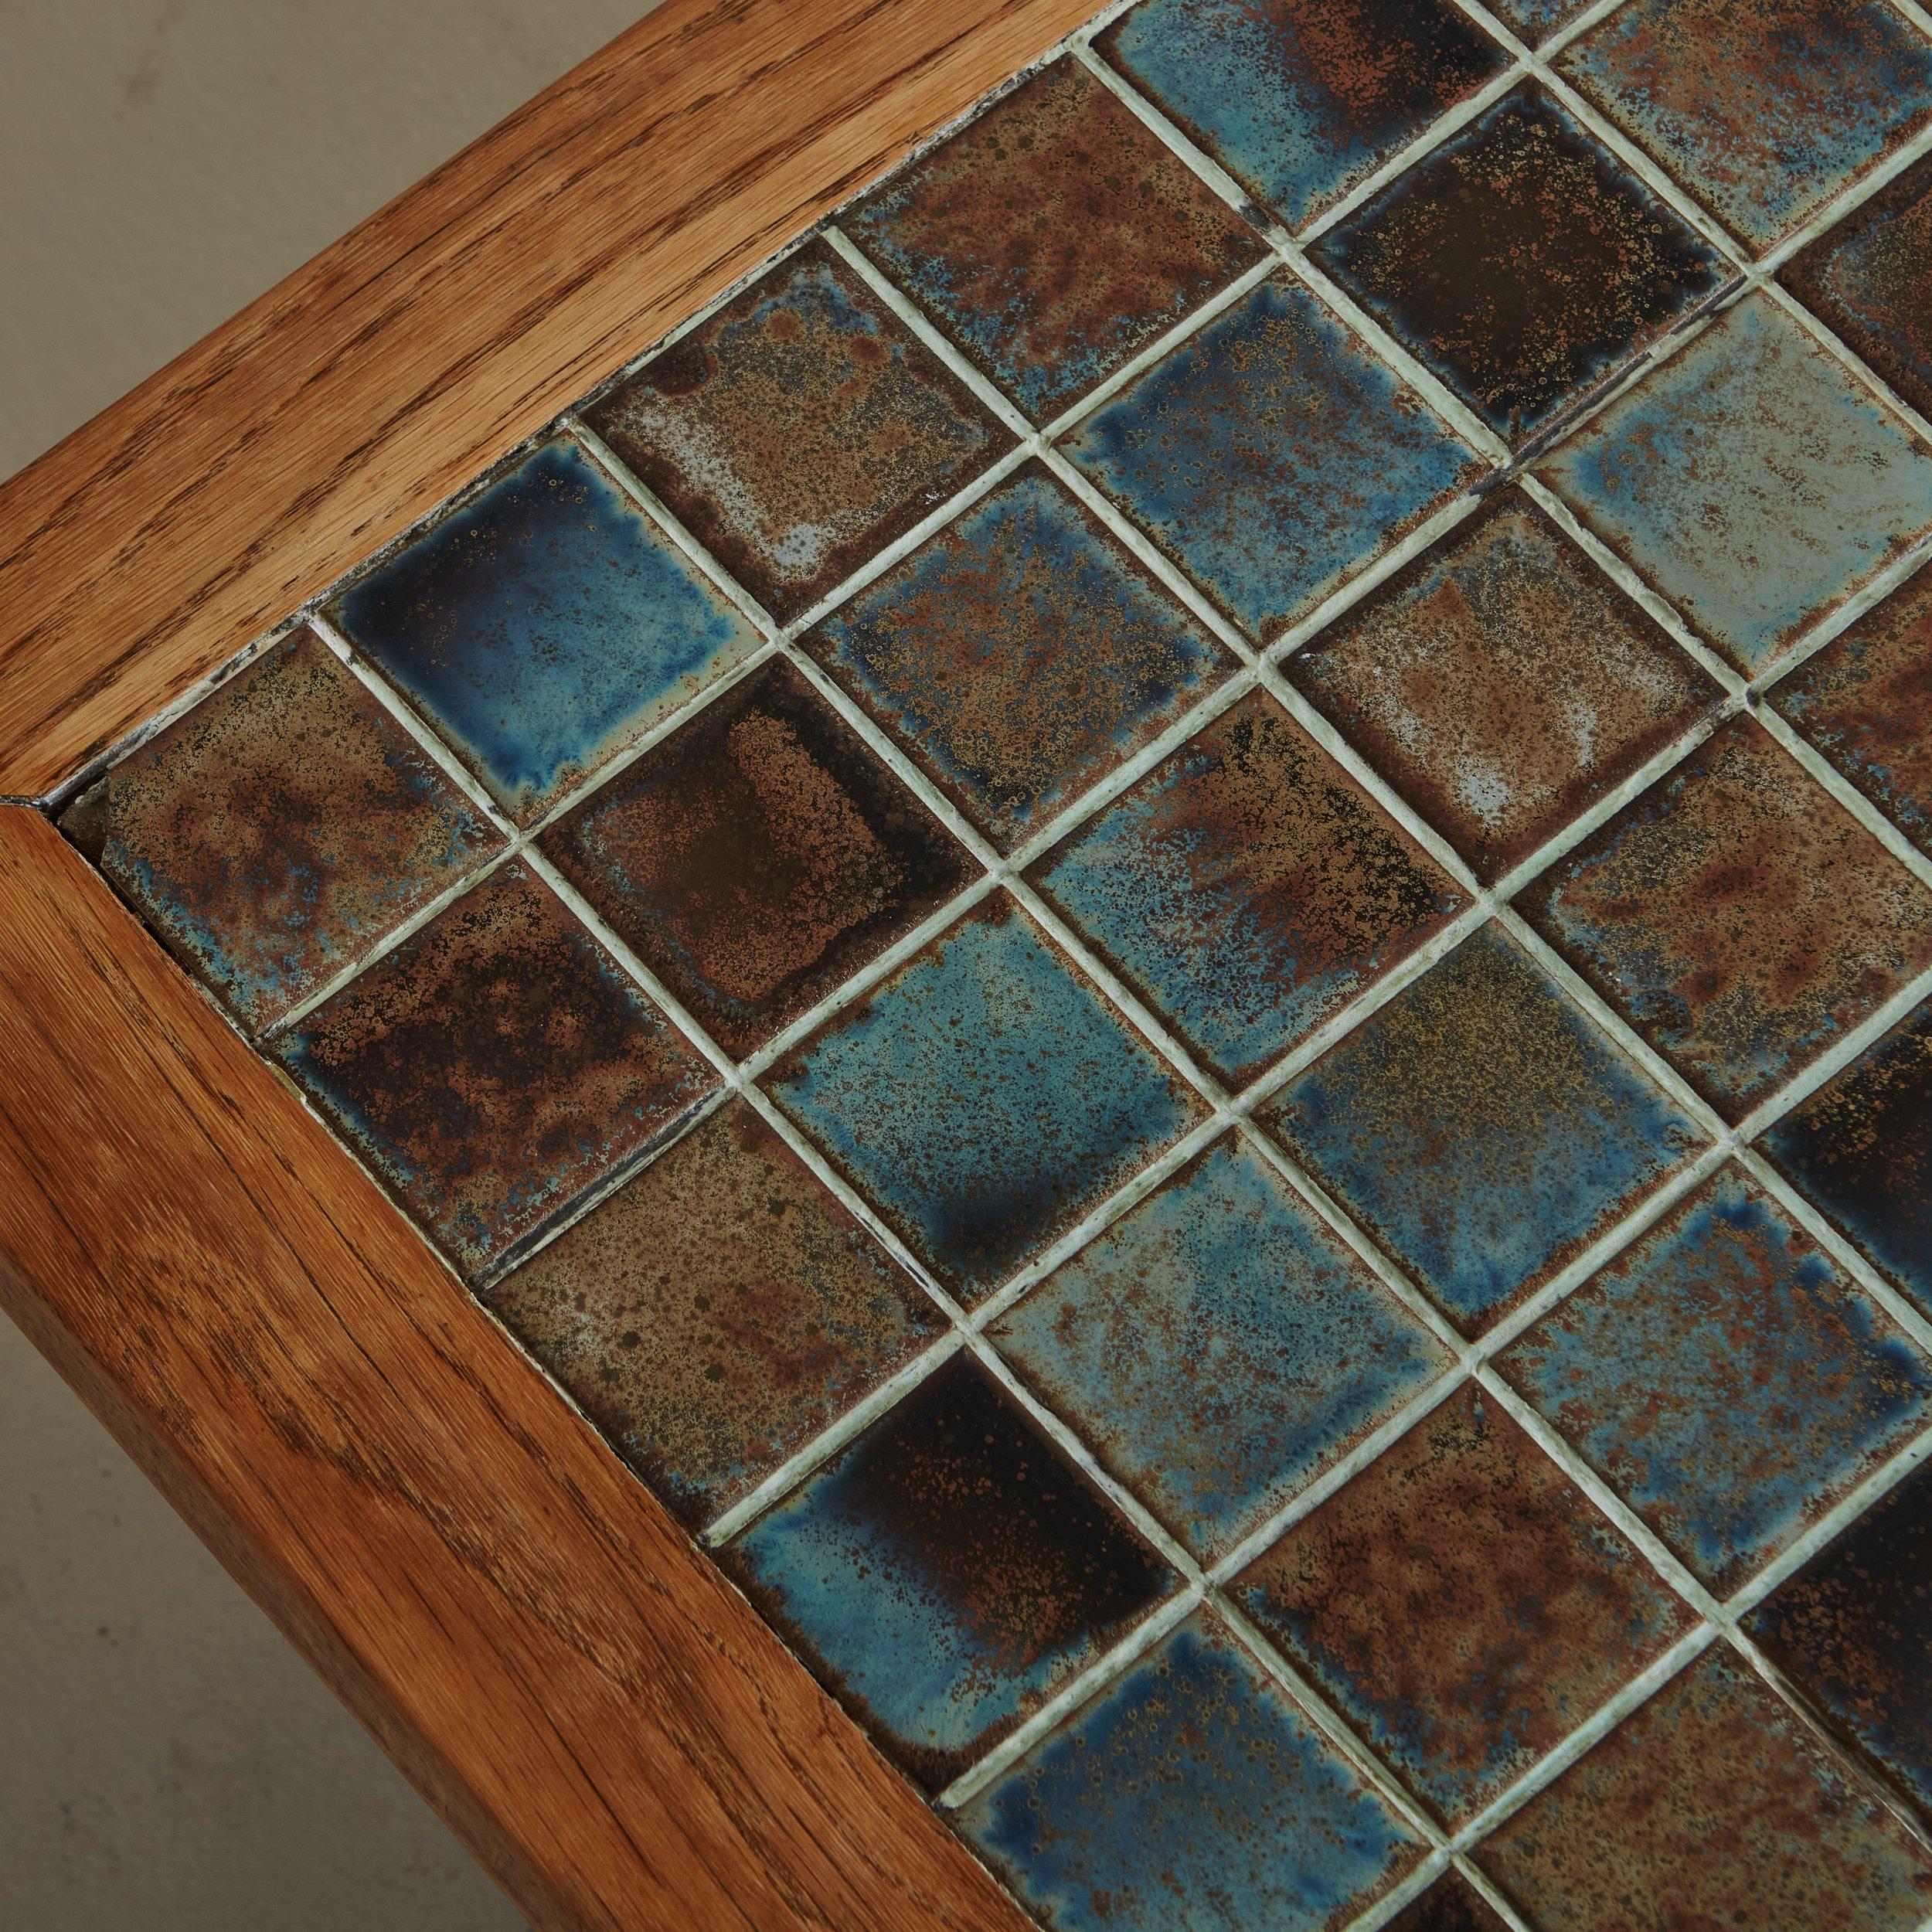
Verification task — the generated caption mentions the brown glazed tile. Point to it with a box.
[1478,1645,1932,1930]
[1311,86,1727,441]
[61,628,502,1034]
[582,239,1012,622]
[272,859,716,1278]
[845,60,1266,422]
[1288,493,1719,883]
[537,658,975,1060]
[1523,716,1932,1121]
[483,1098,944,1528]
[1233,1382,1696,1825]
[1383,1869,1512,1932]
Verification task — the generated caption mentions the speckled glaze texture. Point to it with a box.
[1524,716,1932,1121]
[805,464,1233,852]
[1062,270,1480,639]
[583,240,1011,621]
[1235,1383,1696,1825]
[958,1610,1425,1930]
[1031,691,1465,1085]
[1381,1870,1511,1932]
[1097,0,1506,230]
[723,1353,1175,1790]
[1262,926,1701,1334]
[330,437,760,825]
[1288,493,1719,883]
[846,61,1265,420]
[1499,1167,1932,1595]
[1539,294,1932,675]
[483,1099,944,1526]
[992,1137,1451,1560]
[536,658,973,1058]
[1478,1645,1932,1930]
[273,861,716,1277]
[1747,1460,1932,1821]
[60,629,502,1033]
[1313,86,1726,440]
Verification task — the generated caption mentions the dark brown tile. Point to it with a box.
[1479,1646,1932,1930]
[484,1099,944,1528]
[1522,716,1932,1121]
[1383,1869,1512,1932]
[582,240,1011,623]
[537,657,974,1059]
[61,628,502,1033]
[272,860,716,1278]
[1233,1382,1697,1825]
[1312,85,1727,441]
[845,60,1265,421]
[1288,493,1719,883]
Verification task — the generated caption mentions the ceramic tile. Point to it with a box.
[536,657,974,1059]
[272,860,716,1277]
[764,896,1205,1304]
[1234,1382,1695,1825]
[845,60,1266,421]
[1381,1869,1512,1932]
[1478,1645,1932,1930]
[1772,563,1932,859]
[803,464,1233,853]
[1029,689,1465,1087]
[1095,0,1508,232]
[1312,86,1727,442]
[1747,1458,1932,1821]
[1061,270,1482,641]
[1785,150,1932,426]
[1522,716,1932,1123]
[1538,294,1932,675]
[329,437,760,825]
[1482,0,1589,46]
[991,1136,1452,1562]
[581,240,1012,621]
[722,1352,1176,1791]
[1498,1167,1932,1597]
[1287,492,1719,884]
[482,1098,945,1527]
[1260,925,1702,1335]
[1758,999,1932,1325]
[60,628,502,1034]
[957,1608,1427,1931]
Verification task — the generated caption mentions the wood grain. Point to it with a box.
[0,806,1027,1932]
[0,0,1097,801]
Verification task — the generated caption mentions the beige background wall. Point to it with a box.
[1,3,659,1926]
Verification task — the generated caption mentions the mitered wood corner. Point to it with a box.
[0,0,1097,801]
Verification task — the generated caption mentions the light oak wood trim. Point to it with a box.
[0,0,1097,801]
[0,806,1027,1932]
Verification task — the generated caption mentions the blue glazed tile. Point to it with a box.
[1096,0,1507,233]
[329,437,760,825]
[991,1136,1452,1562]
[1499,1167,1932,1597]
[1029,690,1465,1087]
[1538,294,1932,675]
[723,1352,1176,1791]
[957,1608,1427,1931]
[1486,0,1590,43]
[764,896,1206,1304]
[804,464,1234,853]
[1061,271,1481,641]
[1560,0,1932,252]
[1260,926,1702,1334]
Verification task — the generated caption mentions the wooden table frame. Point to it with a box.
[0,4,1104,1923]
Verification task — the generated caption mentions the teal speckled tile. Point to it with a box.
[1498,1167,1932,1597]
[992,1136,1451,1562]
[764,896,1206,1304]
[1539,295,1932,675]
[1062,270,1482,641]
[957,1608,1427,1932]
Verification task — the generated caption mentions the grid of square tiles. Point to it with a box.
[56,0,1932,1925]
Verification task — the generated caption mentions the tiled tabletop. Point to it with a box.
[57,0,1932,1924]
